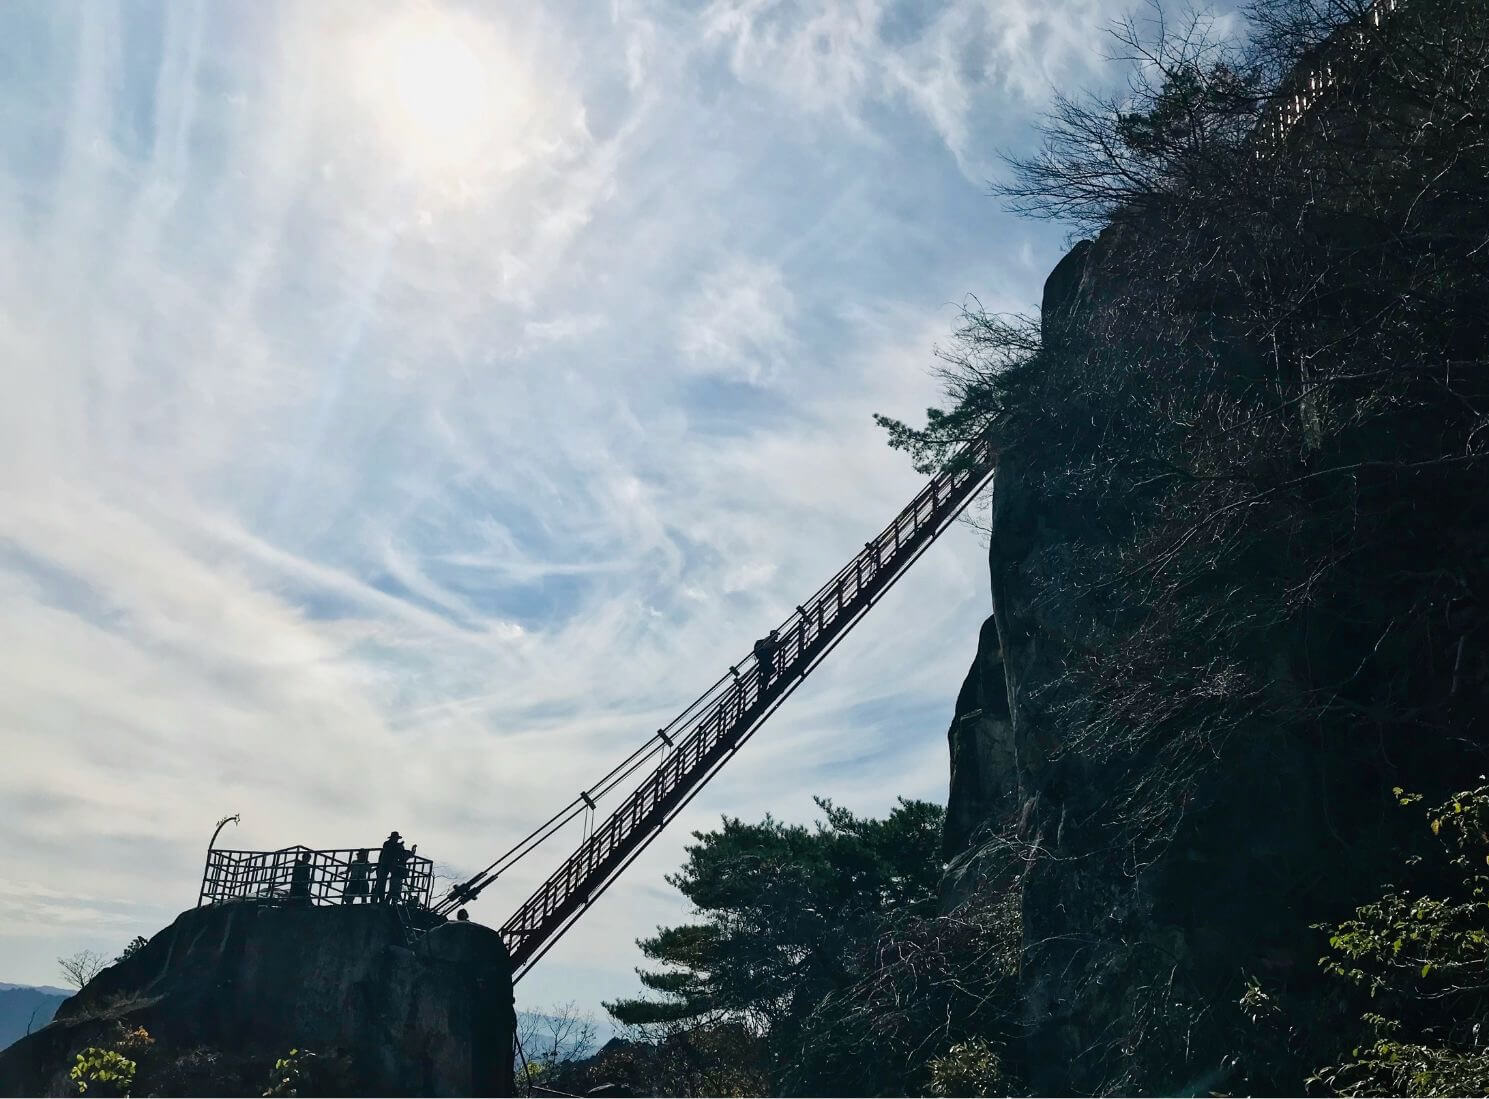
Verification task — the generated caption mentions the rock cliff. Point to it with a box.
[0,904,515,1097]
[941,213,1489,1093]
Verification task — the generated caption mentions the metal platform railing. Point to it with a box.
[200,845,435,910]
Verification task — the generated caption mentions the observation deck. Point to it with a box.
[199,844,436,911]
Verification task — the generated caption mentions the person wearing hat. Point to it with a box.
[373,831,405,903]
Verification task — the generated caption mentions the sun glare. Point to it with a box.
[363,12,517,174]
[393,27,487,147]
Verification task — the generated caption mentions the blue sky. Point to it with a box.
[0,0,1227,1016]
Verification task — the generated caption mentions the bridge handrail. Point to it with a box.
[1259,0,1402,149]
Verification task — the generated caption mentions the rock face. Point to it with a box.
[939,224,1486,1093]
[0,904,515,1097]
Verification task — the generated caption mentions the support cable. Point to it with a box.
[439,436,996,953]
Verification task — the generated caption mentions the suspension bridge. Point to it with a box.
[422,437,996,981]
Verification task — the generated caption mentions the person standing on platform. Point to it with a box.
[389,841,415,905]
[343,849,371,904]
[373,831,404,902]
[288,852,313,907]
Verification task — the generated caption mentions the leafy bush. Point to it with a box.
[1310,785,1489,1096]
[601,798,1021,1095]
[262,1048,320,1097]
[783,887,1020,1095]
[69,1025,153,1097]
[70,1048,137,1097]
[926,1038,1006,1098]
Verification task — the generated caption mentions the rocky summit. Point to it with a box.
[0,904,515,1097]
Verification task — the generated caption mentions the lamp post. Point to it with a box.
[198,813,241,906]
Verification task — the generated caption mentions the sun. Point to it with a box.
[362,11,512,173]
[391,24,489,153]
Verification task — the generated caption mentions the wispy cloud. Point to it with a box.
[676,259,798,384]
[0,0,1144,1011]
[698,0,1119,176]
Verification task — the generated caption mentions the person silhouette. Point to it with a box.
[753,629,780,695]
[373,831,404,902]
[389,842,415,905]
[288,852,313,907]
[343,849,371,904]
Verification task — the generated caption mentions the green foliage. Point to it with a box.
[114,937,148,965]
[515,1056,546,1093]
[926,1038,1007,1097]
[872,309,1039,475]
[71,1048,137,1097]
[605,798,1022,1095]
[1115,61,1261,157]
[1310,785,1489,1096]
[605,797,945,1033]
[69,1025,153,1097]
[262,1048,320,1097]
[59,1022,347,1097]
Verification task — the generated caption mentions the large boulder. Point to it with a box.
[0,904,515,1096]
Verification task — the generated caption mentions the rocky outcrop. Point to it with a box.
[0,904,515,1097]
[942,615,1014,862]
[937,221,1481,1092]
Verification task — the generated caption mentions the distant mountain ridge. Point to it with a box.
[0,985,68,1054]
[0,983,69,997]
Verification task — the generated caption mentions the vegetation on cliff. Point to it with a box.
[544,799,1019,1096]
[1307,784,1489,1096]
[605,799,944,1033]
[875,0,1489,1092]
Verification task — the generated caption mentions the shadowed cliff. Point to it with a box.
[929,1,1489,1090]
[0,904,515,1097]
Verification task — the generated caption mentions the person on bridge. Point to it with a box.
[373,831,405,902]
[753,629,780,696]
[342,849,371,904]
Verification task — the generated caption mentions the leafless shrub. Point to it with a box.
[57,950,107,990]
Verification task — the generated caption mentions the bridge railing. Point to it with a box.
[200,845,434,910]
[1260,0,1402,149]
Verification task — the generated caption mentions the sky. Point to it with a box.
[0,0,1227,1017]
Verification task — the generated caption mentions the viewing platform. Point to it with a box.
[199,844,436,910]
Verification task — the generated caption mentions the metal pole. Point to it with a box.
[199,813,241,907]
